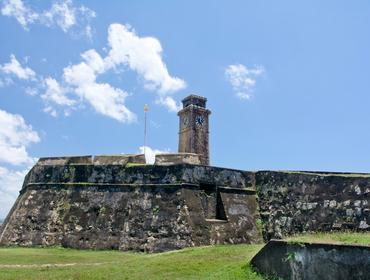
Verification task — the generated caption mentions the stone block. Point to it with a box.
[251,240,370,280]
[37,156,93,165]
[154,153,201,166]
[93,155,131,165]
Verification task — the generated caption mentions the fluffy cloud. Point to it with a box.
[0,166,30,219]
[43,106,57,118]
[42,77,75,106]
[44,23,185,121]
[139,146,169,164]
[0,110,40,218]
[0,109,40,165]
[0,23,185,121]
[106,24,186,95]
[0,56,67,117]
[63,50,136,123]
[155,96,181,112]
[1,0,95,35]
[0,77,13,87]
[0,0,37,28]
[42,0,89,32]
[41,78,76,117]
[225,64,265,100]
[63,24,186,113]
[0,54,36,80]
[0,109,39,218]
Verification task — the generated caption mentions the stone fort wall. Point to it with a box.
[0,163,261,252]
[256,171,370,240]
[0,158,369,252]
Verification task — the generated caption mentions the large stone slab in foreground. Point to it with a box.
[251,239,370,280]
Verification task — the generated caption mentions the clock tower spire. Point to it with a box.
[178,94,211,165]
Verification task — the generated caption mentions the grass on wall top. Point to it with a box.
[286,231,370,246]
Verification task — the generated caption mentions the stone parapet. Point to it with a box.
[154,153,201,165]
[22,164,255,190]
[37,156,93,165]
[93,154,145,165]
[37,154,146,166]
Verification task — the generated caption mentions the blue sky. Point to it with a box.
[1,0,370,218]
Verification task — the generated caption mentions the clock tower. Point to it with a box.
[178,95,211,165]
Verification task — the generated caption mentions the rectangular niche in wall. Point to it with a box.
[216,190,227,221]
[199,183,227,222]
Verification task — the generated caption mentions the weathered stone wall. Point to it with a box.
[3,161,369,251]
[0,164,261,252]
[256,171,370,240]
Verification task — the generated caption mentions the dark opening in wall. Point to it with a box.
[200,183,216,219]
[199,183,227,221]
[200,183,216,196]
[216,191,227,221]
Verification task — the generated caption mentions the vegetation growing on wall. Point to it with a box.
[286,232,370,246]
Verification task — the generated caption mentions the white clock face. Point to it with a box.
[195,115,205,126]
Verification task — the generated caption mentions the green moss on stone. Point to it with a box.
[125,163,149,168]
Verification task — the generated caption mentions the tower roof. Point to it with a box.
[181,94,207,108]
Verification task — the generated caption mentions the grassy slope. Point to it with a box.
[0,244,264,280]
[0,232,368,280]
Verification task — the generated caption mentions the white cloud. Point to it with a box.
[81,49,106,73]
[0,51,135,122]
[155,96,181,112]
[0,166,31,219]
[43,106,58,117]
[63,51,136,123]
[139,146,169,164]
[0,54,36,80]
[106,24,186,95]
[0,56,74,117]
[42,77,75,106]
[1,0,95,35]
[225,64,265,100]
[42,0,77,32]
[24,86,38,96]
[0,109,38,219]
[42,0,96,33]
[0,0,38,29]
[41,77,76,117]
[46,23,185,121]
[84,24,93,40]
[0,23,184,122]
[0,109,40,165]
[46,24,186,115]
[0,77,13,87]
